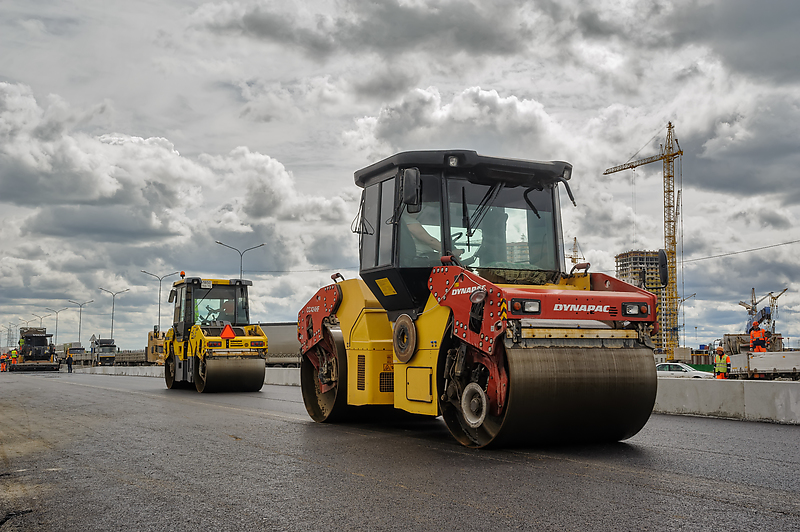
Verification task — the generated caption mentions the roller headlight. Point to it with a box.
[511,299,541,314]
[622,303,648,316]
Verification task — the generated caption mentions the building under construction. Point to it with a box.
[615,250,669,352]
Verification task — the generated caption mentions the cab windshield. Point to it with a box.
[447,177,560,281]
[192,285,249,326]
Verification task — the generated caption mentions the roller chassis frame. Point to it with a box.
[299,265,659,447]
[164,323,267,393]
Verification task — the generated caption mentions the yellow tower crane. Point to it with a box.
[569,237,585,265]
[604,122,683,360]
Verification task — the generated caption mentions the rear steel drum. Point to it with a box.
[194,357,265,393]
[441,346,657,448]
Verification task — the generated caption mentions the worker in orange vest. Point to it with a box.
[714,347,730,379]
[0,353,7,372]
[750,320,768,352]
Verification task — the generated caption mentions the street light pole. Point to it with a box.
[31,313,52,327]
[215,240,265,279]
[12,321,27,348]
[68,300,93,346]
[141,270,180,334]
[45,307,69,345]
[98,288,129,341]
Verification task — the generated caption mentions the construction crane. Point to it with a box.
[604,122,683,359]
[569,237,585,265]
[739,287,770,316]
[738,287,788,333]
[767,288,788,335]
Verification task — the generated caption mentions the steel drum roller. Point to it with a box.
[197,357,265,393]
[442,346,657,448]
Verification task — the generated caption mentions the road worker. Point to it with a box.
[714,347,730,379]
[11,349,18,366]
[0,353,7,372]
[750,320,768,352]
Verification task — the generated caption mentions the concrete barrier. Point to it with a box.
[654,378,800,424]
[68,365,300,386]
[64,368,798,424]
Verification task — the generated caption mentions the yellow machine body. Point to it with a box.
[332,274,606,417]
[164,276,267,393]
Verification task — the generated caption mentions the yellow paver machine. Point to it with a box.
[165,273,267,392]
[299,150,665,447]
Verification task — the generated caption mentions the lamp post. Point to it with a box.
[45,307,69,345]
[12,321,27,348]
[141,270,180,333]
[678,293,696,347]
[98,288,129,341]
[12,321,24,342]
[215,240,265,279]
[32,313,52,327]
[68,299,93,346]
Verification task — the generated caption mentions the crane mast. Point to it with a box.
[604,122,683,359]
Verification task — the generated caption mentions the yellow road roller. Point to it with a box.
[165,273,267,392]
[299,150,664,447]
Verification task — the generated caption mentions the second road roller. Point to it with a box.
[164,273,267,392]
[298,150,666,447]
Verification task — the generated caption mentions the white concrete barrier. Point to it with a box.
[71,366,163,377]
[69,365,300,386]
[654,378,800,424]
[66,368,798,423]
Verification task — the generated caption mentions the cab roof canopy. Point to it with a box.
[174,277,253,287]
[354,150,572,188]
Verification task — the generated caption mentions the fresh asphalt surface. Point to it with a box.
[1,372,798,531]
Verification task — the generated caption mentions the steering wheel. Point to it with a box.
[200,305,220,324]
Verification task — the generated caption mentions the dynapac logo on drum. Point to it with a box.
[305,306,320,313]
[554,304,610,313]
[451,285,486,296]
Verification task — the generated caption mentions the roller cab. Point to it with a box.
[299,150,661,447]
[165,274,266,392]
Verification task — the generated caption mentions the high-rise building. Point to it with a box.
[615,250,667,352]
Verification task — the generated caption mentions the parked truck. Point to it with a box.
[92,338,117,366]
[258,322,301,367]
[721,333,798,380]
[114,329,166,366]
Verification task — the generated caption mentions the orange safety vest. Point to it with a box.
[750,327,766,351]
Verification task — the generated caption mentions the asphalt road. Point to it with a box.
[1,372,798,531]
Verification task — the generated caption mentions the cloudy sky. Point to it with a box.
[2,0,800,350]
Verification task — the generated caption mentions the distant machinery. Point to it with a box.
[569,237,585,265]
[605,123,683,360]
[740,287,788,334]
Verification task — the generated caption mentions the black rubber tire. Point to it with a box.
[194,356,206,393]
[165,353,177,389]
